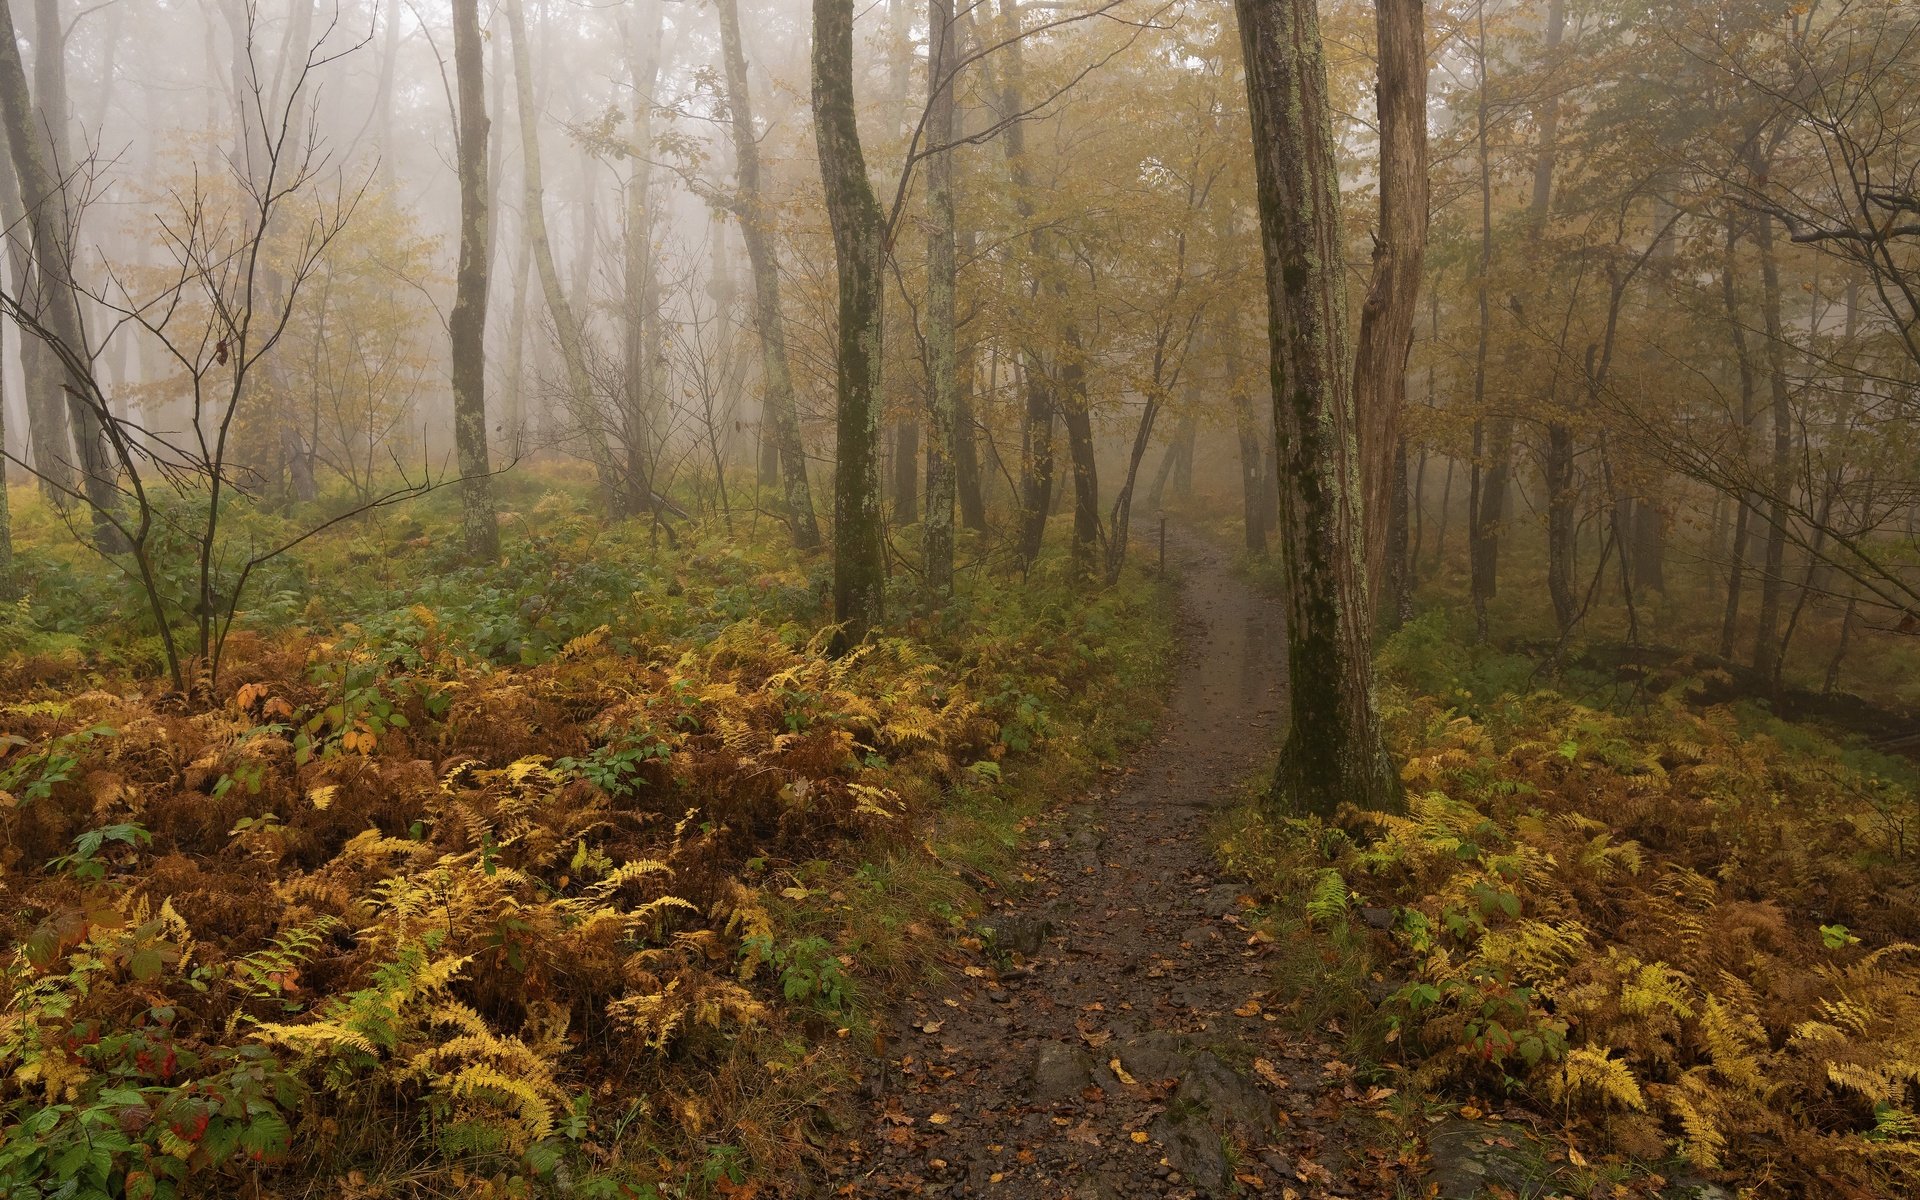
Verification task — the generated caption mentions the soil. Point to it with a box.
[824,532,1408,1198]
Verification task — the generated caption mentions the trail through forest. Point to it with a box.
[831,533,1401,1198]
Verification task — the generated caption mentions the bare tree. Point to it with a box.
[0,7,434,690]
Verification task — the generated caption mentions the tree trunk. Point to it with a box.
[0,0,115,543]
[0,317,11,600]
[813,0,885,648]
[1235,0,1400,817]
[1751,209,1792,685]
[0,128,66,502]
[1466,0,1504,640]
[1059,331,1099,579]
[1016,359,1055,566]
[1233,386,1267,552]
[503,238,531,455]
[922,0,958,592]
[504,0,611,505]
[999,0,1054,570]
[1544,419,1577,633]
[1351,0,1428,607]
[955,321,987,532]
[450,0,498,560]
[621,2,667,519]
[717,0,820,547]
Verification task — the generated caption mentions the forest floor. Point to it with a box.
[828,532,1411,1199]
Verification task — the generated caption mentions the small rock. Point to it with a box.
[1031,1041,1095,1103]
[1361,906,1394,930]
[1201,884,1245,918]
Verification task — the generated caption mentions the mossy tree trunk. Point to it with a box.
[450,0,499,561]
[1234,0,1401,817]
[813,0,886,649]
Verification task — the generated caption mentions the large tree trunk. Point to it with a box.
[504,0,612,505]
[716,0,820,547]
[0,0,115,544]
[1750,208,1793,685]
[450,0,498,560]
[1351,0,1428,608]
[1718,223,1757,659]
[813,0,885,648]
[1235,0,1400,817]
[922,0,958,592]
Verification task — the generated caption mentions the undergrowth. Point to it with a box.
[1223,610,1920,1198]
[0,484,1172,1198]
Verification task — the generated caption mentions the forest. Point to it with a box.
[0,0,1917,1197]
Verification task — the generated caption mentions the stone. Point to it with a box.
[1030,1041,1094,1103]
[1147,1111,1231,1194]
[1201,884,1245,918]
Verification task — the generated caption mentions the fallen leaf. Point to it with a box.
[1253,1058,1290,1089]
[1066,1120,1101,1146]
[1130,1131,1150,1144]
[927,1113,950,1125]
[918,1020,944,1034]
[1234,998,1263,1017]
[1109,1058,1138,1086]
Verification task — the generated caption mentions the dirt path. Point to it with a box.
[827,533,1403,1198]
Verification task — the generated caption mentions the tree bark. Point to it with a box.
[1235,0,1400,816]
[716,0,820,547]
[922,0,958,592]
[1351,0,1428,607]
[813,0,886,648]
[450,0,498,560]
